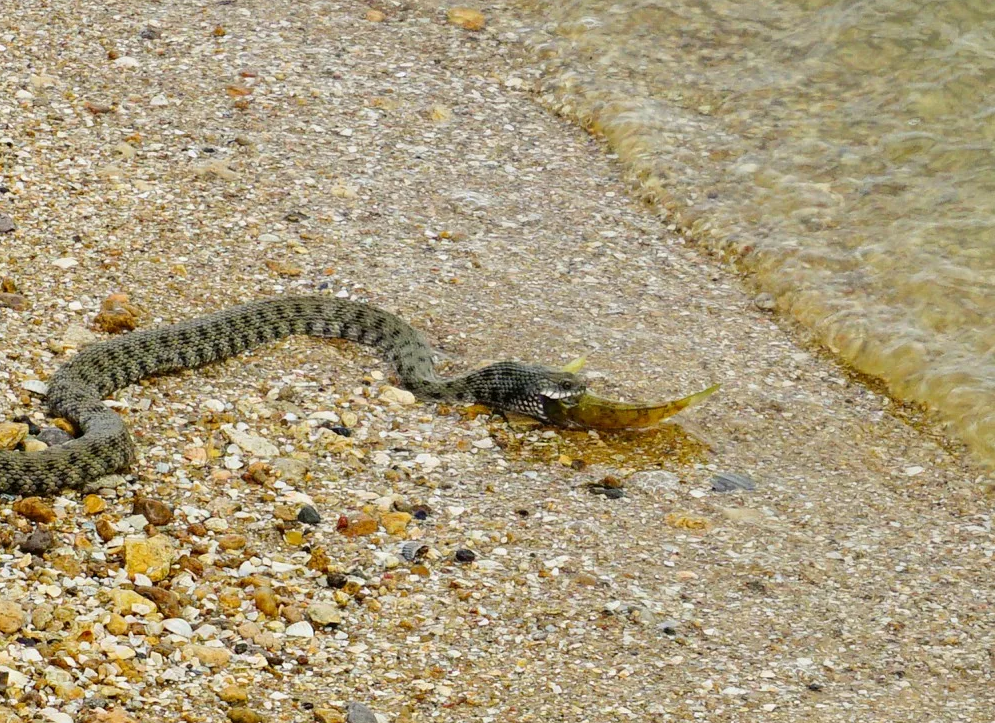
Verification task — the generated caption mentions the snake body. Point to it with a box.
[0,295,585,496]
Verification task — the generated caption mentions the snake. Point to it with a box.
[0,295,586,496]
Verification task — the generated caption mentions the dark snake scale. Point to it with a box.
[0,295,586,495]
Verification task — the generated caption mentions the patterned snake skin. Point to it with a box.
[0,295,585,496]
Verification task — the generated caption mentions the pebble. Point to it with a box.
[0,422,29,451]
[219,685,249,704]
[379,386,416,405]
[182,644,232,668]
[0,601,25,634]
[17,528,54,555]
[286,621,314,638]
[20,379,49,396]
[0,214,14,233]
[381,511,411,535]
[13,496,57,523]
[133,498,174,525]
[447,8,486,31]
[51,257,78,269]
[227,709,264,723]
[221,424,279,457]
[297,505,321,524]
[218,533,247,550]
[123,535,176,581]
[454,548,476,563]
[306,602,342,627]
[254,587,279,617]
[0,292,27,310]
[712,472,757,492]
[346,702,378,723]
[163,618,194,638]
[111,589,155,615]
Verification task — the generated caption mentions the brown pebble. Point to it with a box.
[95,518,117,542]
[93,294,141,333]
[133,498,173,526]
[0,277,16,292]
[17,528,54,555]
[178,555,205,576]
[338,513,377,538]
[254,587,279,617]
[219,684,248,704]
[13,497,57,523]
[227,708,263,723]
[188,522,208,537]
[135,586,183,618]
[307,546,331,573]
[365,9,386,22]
[0,292,27,310]
[218,534,247,550]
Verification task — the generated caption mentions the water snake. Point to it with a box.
[0,295,585,495]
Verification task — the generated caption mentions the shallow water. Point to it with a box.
[516,0,995,466]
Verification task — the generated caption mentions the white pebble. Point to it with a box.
[52,257,78,269]
[286,621,314,638]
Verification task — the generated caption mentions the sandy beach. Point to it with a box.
[1,2,991,722]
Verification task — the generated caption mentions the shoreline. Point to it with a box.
[1,2,992,722]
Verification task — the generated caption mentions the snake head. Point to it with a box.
[467,362,586,423]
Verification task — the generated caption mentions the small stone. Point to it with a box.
[254,587,279,617]
[0,215,14,233]
[306,602,342,627]
[365,9,386,22]
[17,528,54,555]
[345,702,378,723]
[284,529,304,546]
[52,257,78,269]
[0,600,25,634]
[219,685,249,704]
[106,613,129,635]
[221,424,279,457]
[110,588,155,615]
[182,644,231,668]
[313,711,344,723]
[227,709,263,723]
[379,386,416,405]
[132,498,173,525]
[712,472,757,492]
[22,439,47,452]
[753,293,777,312]
[150,93,168,107]
[297,505,321,524]
[447,7,486,31]
[307,546,331,572]
[272,457,307,481]
[123,535,176,581]
[0,292,27,310]
[95,518,117,542]
[338,513,378,537]
[135,586,182,618]
[218,534,247,550]
[381,512,411,535]
[0,422,29,451]
[163,618,194,638]
[339,411,358,428]
[454,548,476,563]
[60,325,98,349]
[13,496,56,523]
[93,294,141,334]
[285,621,314,638]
